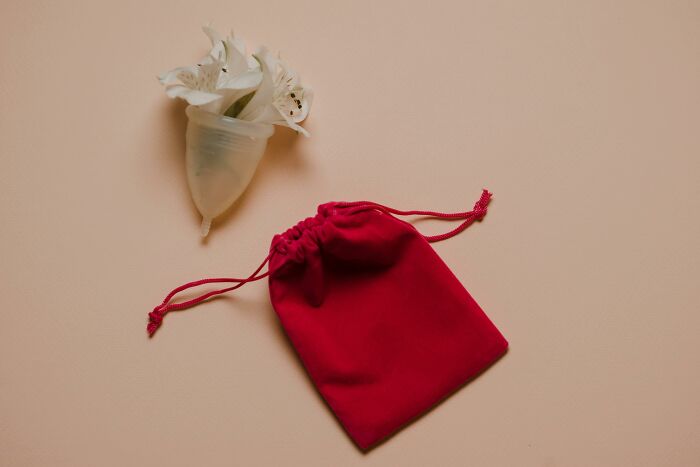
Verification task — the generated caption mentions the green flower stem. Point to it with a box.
[224,91,256,118]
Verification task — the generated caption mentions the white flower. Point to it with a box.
[158,60,223,106]
[158,27,262,112]
[237,47,313,136]
[158,26,312,134]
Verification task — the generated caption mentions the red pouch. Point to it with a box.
[148,190,508,449]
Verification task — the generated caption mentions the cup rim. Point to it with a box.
[186,105,274,139]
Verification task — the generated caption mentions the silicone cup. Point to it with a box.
[185,106,274,237]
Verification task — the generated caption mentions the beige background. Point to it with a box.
[1,1,699,466]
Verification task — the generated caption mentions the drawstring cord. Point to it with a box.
[147,252,272,337]
[336,189,492,243]
[147,190,491,337]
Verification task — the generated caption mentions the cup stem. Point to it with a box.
[200,217,212,237]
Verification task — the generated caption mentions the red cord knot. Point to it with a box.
[472,190,492,220]
[147,307,166,337]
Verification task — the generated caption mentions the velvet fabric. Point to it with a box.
[267,198,508,449]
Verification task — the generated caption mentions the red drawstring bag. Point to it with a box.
[148,190,508,449]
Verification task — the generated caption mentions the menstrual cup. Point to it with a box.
[185,106,274,236]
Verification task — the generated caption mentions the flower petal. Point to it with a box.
[229,31,247,55]
[202,25,225,61]
[165,86,222,105]
[247,56,260,70]
[277,107,310,136]
[291,86,313,123]
[284,120,310,137]
[250,104,285,124]
[253,104,310,136]
[219,70,262,90]
[223,32,250,75]
[196,60,223,92]
[202,25,222,45]
[236,48,276,120]
[158,66,197,85]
